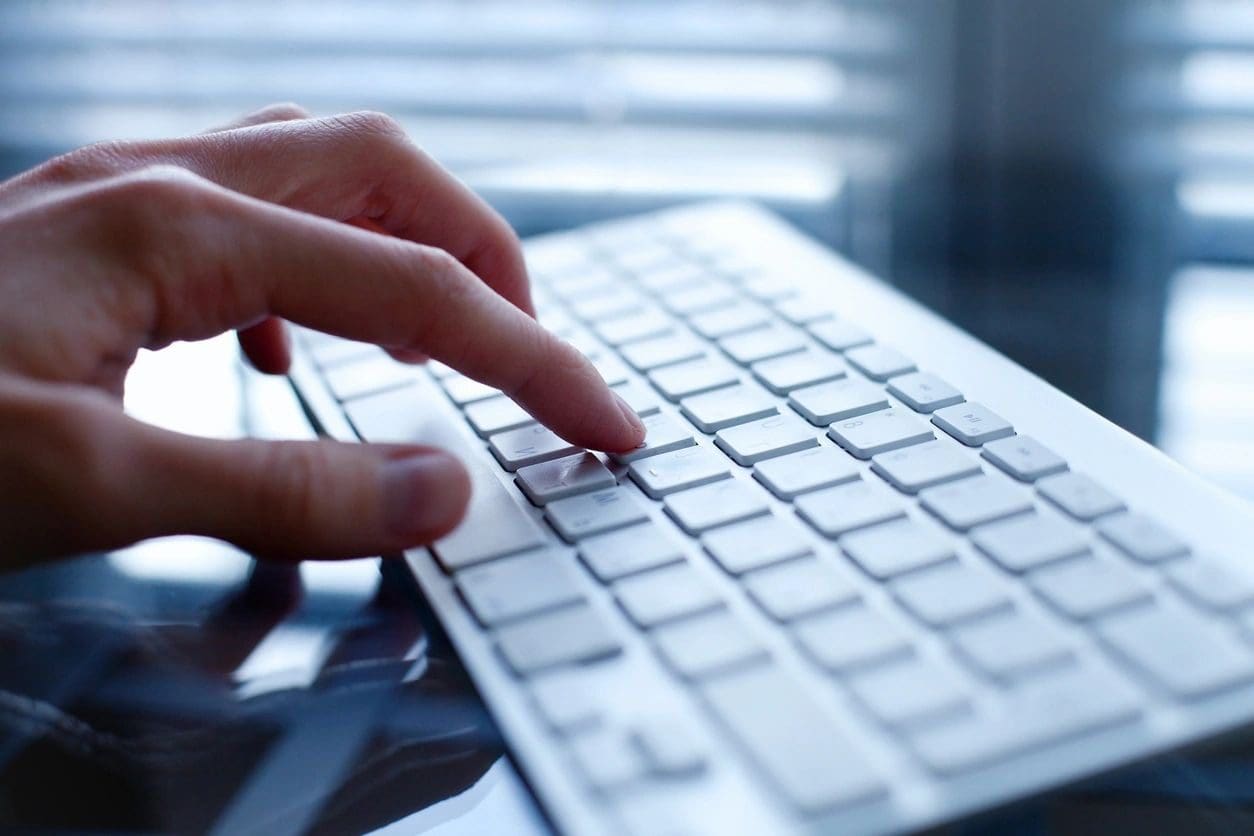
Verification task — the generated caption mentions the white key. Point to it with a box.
[569,288,645,322]
[620,333,705,372]
[753,445,860,499]
[887,372,964,413]
[497,603,622,676]
[680,383,778,433]
[567,727,647,793]
[719,324,807,365]
[579,523,684,582]
[515,452,616,505]
[661,281,740,316]
[306,336,378,369]
[920,475,1033,530]
[611,381,661,417]
[648,356,740,401]
[653,609,767,680]
[627,445,730,498]
[564,330,604,360]
[594,309,674,346]
[871,440,982,494]
[793,603,911,672]
[972,512,1090,572]
[545,487,649,542]
[808,319,873,352]
[664,479,770,534]
[715,413,818,465]
[744,558,860,621]
[700,664,886,813]
[702,514,813,574]
[456,548,585,626]
[845,344,916,381]
[1037,472,1125,521]
[688,303,771,339]
[788,377,889,426]
[1098,603,1254,698]
[548,266,618,299]
[932,402,1015,446]
[1030,555,1153,619]
[1166,559,1254,611]
[610,412,696,463]
[982,435,1067,481]
[323,355,417,401]
[590,354,631,386]
[530,672,602,733]
[908,664,1139,774]
[742,273,798,303]
[840,519,955,579]
[796,480,906,537]
[465,396,534,438]
[828,408,934,460]
[891,561,1012,626]
[614,241,683,275]
[442,373,499,406]
[636,262,706,293]
[425,359,460,380]
[1095,513,1190,564]
[952,610,1074,681]
[489,424,580,472]
[632,718,707,777]
[615,562,723,627]
[752,348,847,394]
[848,656,970,729]
[774,295,836,326]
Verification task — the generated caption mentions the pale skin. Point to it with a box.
[0,104,645,569]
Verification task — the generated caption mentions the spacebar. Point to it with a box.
[342,384,547,571]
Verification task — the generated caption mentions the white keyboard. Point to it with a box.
[287,201,1254,835]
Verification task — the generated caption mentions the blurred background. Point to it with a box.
[1,0,1253,499]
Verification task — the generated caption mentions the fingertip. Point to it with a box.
[611,393,647,451]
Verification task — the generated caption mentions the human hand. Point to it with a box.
[0,104,644,568]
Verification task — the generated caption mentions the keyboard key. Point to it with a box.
[1037,472,1125,521]
[701,664,886,812]
[715,413,819,465]
[719,324,807,365]
[680,383,778,433]
[796,480,906,537]
[887,372,964,413]
[845,345,916,381]
[631,718,707,777]
[567,727,647,793]
[752,348,847,394]
[530,671,602,733]
[569,288,646,322]
[919,475,1033,531]
[465,396,534,438]
[702,514,812,574]
[1166,559,1254,611]
[753,445,860,499]
[579,523,684,582]
[648,356,740,401]
[594,309,674,346]
[828,408,934,460]
[808,319,873,352]
[611,381,661,417]
[628,445,730,498]
[620,333,705,372]
[661,281,740,316]
[610,412,696,464]
[456,548,585,626]
[793,603,911,672]
[870,440,982,494]
[1031,555,1153,619]
[848,656,970,729]
[664,479,770,534]
[908,664,1139,774]
[306,335,378,369]
[789,378,890,426]
[614,562,722,627]
[952,610,1074,681]
[546,487,649,542]
[971,512,1090,572]
[1097,604,1254,698]
[489,424,581,471]
[1095,513,1190,564]
[497,603,622,676]
[636,262,706,293]
[744,558,860,621]
[774,295,835,326]
[688,303,771,339]
[442,373,500,406]
[323,355,417,401]
[742,274,798,303]
[981,435,1067,481]
[590,354,631,386]
[515,452,616,505]
[653,609,767,680]
[891,561,1012,626]
[932,403,1015,446]
[840,519,955,579]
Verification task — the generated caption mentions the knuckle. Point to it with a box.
[327,109,407,143]
[248,442,323,533]
[256,101,309,122]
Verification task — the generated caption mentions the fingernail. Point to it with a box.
[381,452,469,539]
[613,392,646,446]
